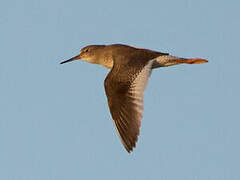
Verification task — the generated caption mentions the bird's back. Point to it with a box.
[104,44,168,67]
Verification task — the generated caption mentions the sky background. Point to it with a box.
[0,0,240,179]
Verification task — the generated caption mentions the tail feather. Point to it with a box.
[152,55,208,68]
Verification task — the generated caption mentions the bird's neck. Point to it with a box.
[95,50,114,69]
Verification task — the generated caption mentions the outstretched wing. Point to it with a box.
[104,60,154,152]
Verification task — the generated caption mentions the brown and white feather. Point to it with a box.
[104,59,154,152]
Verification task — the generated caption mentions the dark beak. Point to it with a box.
[60,55,81,64]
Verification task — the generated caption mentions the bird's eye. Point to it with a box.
[85,49,89,52]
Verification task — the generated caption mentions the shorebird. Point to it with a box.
[60,44,208,153]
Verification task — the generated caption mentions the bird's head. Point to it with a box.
[60,45,105,64]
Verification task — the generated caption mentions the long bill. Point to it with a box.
[60,55,81,64]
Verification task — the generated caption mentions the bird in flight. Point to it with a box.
[60,44,208,153]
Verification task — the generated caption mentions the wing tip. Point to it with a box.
[124,144,135,153]
[122,135,138,153]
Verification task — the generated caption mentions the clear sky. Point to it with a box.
[0,0,239,179]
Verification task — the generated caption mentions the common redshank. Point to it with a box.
[60,44,208,153]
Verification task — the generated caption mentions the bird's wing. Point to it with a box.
[104,59,154,152]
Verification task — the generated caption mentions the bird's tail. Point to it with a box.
[152,55,208,68]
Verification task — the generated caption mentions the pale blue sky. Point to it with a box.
[0,0,239,179]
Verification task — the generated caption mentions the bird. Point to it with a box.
[60,44,208,153]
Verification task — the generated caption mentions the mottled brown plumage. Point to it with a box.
[60,44,208,153]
